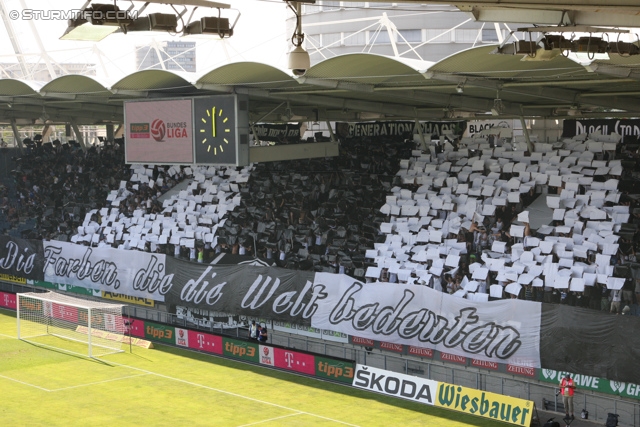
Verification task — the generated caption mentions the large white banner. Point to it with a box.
[312,273,541,367]
[43,241,168,301]
[353,364,438,405]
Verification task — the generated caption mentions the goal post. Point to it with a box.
[17,291,127,358]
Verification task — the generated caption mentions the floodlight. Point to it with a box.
[60,19,121,41]
[184,16,233,37]
[126,13,178,32]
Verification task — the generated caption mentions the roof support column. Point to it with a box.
[519,116,534,153]
[325,120,336,142]
[9,119,24,153]
[42,124,53,142]
[414,118,428,153]
[70,121,87,152]
[106,124,114,142]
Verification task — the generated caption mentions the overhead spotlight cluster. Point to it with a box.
[61,0,239,41]
[492,29,640,61]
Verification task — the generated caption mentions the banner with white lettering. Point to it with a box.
[0,236,44,281]
[563,118,640,139]
[164,256,317,325]
[252,123,302,142]
[42,241,168,301]
[312,273,541,368]
[353,364,438,405]
[335,120,466,140]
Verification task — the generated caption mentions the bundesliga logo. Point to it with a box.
[151,119,166,142]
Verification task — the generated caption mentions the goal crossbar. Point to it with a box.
[17,291,127,358]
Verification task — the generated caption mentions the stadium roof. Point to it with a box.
[1,45,640,126]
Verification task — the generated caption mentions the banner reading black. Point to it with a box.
[164,256,318,325]
[0,236,44,281]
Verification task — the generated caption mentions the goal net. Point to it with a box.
[17,291,126,358]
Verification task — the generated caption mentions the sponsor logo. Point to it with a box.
[175,328,188,347]
[473,359,499,370]
[0,273,26,284]
[102,291,155,307]
[441,352,466,364]
[316,357,355,384]
[380,341,403,352]
[144,322,174,343]
[353,365,437,405]
[130,122,150,138]
[409,346,433,358]
[436,384,533,426]
[196,333,206,348]
[542,369,556,380]
[352,336,374,346]
[0,292,16,309]
[223,339,259,362]
[259,345,274,366]
[611,381,626,394]
[151,119,166,141]
[507,365,535,377]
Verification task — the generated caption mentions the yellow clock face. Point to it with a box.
[199,105,231,156]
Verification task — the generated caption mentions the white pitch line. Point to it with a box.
[236,412,304,427]
[108,360,361,427]
[0,373,51,392]
[50,373,149,392]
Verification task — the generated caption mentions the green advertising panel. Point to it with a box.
[315,356,355,384]
[539,369,640,400]
[33,280,99,297]
[144,321,176,345]
[223,338,259,363]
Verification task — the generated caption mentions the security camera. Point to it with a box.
[288,45,310,77]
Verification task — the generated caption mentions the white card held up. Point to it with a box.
[517,211,529,223]
[490,285,504,298]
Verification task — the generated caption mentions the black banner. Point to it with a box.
[0,236,44,281]
[336,120,467,140]
[540,304,640,384]
[563,118,640,139]
[165,256,317,325]
[252,123,301,142]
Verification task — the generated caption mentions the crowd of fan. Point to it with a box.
[3,131,640,313]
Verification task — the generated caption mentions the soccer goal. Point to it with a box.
[17,291,126,358]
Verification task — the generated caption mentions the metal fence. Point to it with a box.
[2,281,639,427]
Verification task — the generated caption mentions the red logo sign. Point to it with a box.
[380,342,403,352]
[263,346,270,356]
[151,119,166,141]
[352,336,375,346]
[187,330,222,355]
[0,292,16,309]
[440,352,467,364]
[408,346,434,358]
[472,359,499,370]
[274,348,315,375]
[507,364,536,377]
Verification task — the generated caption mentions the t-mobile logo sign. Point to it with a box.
[197,334,205,349]
[284,351,295,368]
[3,294,9,306]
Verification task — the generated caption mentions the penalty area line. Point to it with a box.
[49,373,150,392]
[108,360,361,427]
[0,373,52,392]
[236,412,304,427]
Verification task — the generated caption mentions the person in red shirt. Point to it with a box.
[559,374,576,420]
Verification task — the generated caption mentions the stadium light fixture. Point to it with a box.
[61,0,234,40]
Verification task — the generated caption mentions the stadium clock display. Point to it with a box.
[193,96,237,164]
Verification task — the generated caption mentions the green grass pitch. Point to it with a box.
[0,308,513,426]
